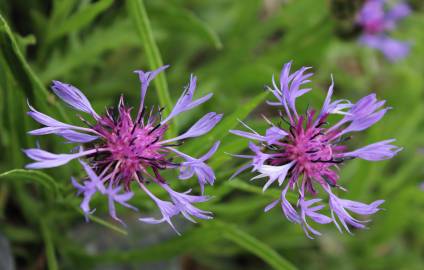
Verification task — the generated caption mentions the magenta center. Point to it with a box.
[92,104,170,187]
[269,112,344,194]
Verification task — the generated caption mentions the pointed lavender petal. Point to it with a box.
[162,112,222,143]
[134,65,169,109]
[162,75,213,123]
[51,80,100,119]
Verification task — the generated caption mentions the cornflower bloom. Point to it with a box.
[357,0,411,62]
[230,61,401,238]
[25,66,222,233]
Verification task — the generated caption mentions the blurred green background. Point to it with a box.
[0,0,424,269]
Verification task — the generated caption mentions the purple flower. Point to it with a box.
[231,62,401,237]
[25,66,222,232]
[357,0,411,62]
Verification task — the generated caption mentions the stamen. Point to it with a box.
[146,137,160,147]
[323,176,336,187]
[279,110,294,128]
[77,114,95,129]
[148,123,161,135]
[333,135,352,144]
[315,121,328,128]
[310,131,324,140]
[162,141,184,147]
[289,126,296,138]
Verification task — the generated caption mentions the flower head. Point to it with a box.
[25,66,222,232]
[231,61,401,238]
[357,0,411,61]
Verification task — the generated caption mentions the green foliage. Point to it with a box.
[0,0,424,269]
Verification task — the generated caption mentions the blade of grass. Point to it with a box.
[69,225,221,263]
[209,220,297,270]
[46,0,113,43]
[72,206,128,236]
[152,1,223,49]
[41,19,139,82]
[0,169,60,198]
[0,14,67,120]
[127,0,175,136]
[41,220,59,270]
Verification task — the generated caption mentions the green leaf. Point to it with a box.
[2,224,40,243]
[151,1,223,49]
[209,221,297,270]
[0,169,60,198]
[40,19,139,82]
[0,14,67,119]
[82,210,128,236]
[72,225,221,263]
[41,220,59,270]
[46,0,114,43]
[127,0,175,136]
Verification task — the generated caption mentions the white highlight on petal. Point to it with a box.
[251,161,295,191]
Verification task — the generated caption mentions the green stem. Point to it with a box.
[127,0,176,137]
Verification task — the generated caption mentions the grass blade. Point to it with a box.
[0,169,60,198]
[41,220,59,270]
[210,221,297,270]
[153,1,223,49]
[81,209,128,236]
[46,0,114,43]
[0,14,67,119]
[127,0,175,136]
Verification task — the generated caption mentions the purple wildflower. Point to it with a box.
[357,0,411,62]
[231,61,401,238]
[25,66,222,232]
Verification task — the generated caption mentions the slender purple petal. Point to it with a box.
[230,129,266,141]
[162,112,222,143]
[162,75,213,123]
[281,186,301,223]
[169,142,220,193]
[326,186,384,233]
[299,197,332,239]
[344,139,402,161]
[72,177,97,221]
[24,148,98,169]
[27,102,72,129]
[134,65,169,109]
[105,183,137,226]
[269,61,313,118]
[248,142,271,172]
[318,76,352,121]
[57,130,98,143]
[138,182,180,234]
[51,81,100,119]
[161,184,212,222]
[265,126,287,144]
